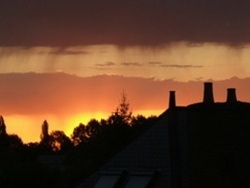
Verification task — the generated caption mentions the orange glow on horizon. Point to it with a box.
[63,112,110,137]
[4,110,163,144]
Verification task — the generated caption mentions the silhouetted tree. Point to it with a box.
[0,96,158,187]
[108,91,132,126]
[72,119,102,146]
[39,120,52,153]
[131,115,147,127]
[71,123,88,146]
[23,142,40,160]
[0,115,7,136]
[8,134,23,149]
[86,119,101,139]
[98,92,134,153]
[100,119,107,126]
[0,115,9,151]
[50,130,73,152]
[40,120,49,141]
[130,115,157,138]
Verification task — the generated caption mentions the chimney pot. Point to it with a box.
[226,88,237,103]
[169,91,176,108]
[203,82,214,104]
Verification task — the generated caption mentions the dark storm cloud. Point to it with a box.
[161,64,203,68]
[0,0,250,47]
[121,62,142,67]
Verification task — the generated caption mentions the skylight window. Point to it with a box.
[124,175,153,188]
[94,175,120,188]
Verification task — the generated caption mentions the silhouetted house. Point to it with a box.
[78,82,250,188]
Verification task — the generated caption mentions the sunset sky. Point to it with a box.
[1,0,250,143]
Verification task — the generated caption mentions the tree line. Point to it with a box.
[0,93,157,187]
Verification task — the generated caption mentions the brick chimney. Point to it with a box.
[169,91,176,108]
[226,88,237,103]
[203,82,214,104]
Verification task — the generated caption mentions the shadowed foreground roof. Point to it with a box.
[77,111,171,188]
[78,82,250,188]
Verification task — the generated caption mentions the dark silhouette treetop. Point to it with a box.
[40,120,49,141]
[0,115,7,136]
[109,91,132,126]
[50,130,72,152]
[39,120,52,153]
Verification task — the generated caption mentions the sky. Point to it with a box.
[1,0,250,143]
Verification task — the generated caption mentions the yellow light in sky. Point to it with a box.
[3,110,162,143]
[4,112,111,143]
[5,115,44,143]
[135,110,163,117]
[63,112,110,137]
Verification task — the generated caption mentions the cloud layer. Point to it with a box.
[1,0,250,47]
[2,72,250,143]
[0,72,250,116]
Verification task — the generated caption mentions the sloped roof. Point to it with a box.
[78,110,171,188]
[79,82,250,188]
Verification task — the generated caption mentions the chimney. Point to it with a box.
[226,88,237,103]
[203,82,214,104]
[169,91,176,108]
